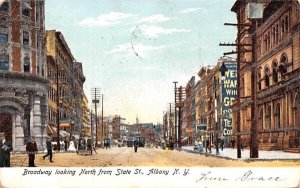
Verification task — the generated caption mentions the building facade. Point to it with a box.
[46,30,85,142]
[0,0,48,151]
[231,0,300,152]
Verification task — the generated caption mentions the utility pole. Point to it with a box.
[90,110,93,154]
[102,94,104,141]
[56,63,60,151]
[173,81,178,147]
[250,20,259,158]
[91,88,100,147]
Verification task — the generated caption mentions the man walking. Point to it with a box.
[205,139,210,153]
[1,133,13,167]
[133,139,139,153]
[43,137,54,162]
[26,137,38,167]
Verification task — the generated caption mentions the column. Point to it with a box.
[14,113,25,151]
[32,93,47,150]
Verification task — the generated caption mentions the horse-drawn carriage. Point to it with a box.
[76,137,93,155]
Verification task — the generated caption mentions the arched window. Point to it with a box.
[279,53,288,76]
[272,60,278,83]
[258,68,262,90]
[265,66,270,87]
[276,103,281,128]
[266,106,271,129]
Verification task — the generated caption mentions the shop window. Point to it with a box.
[23,31,30,45]
[0,54,9,70]
[0,2,8,12]
[24,57,30,73]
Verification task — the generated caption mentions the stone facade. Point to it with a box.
[0,0,48,151]
[231,0,300,152]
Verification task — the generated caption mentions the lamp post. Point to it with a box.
[173,81,178,147]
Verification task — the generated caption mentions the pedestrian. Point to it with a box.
[198,140,203,153]
[60,140,65,152]
[0,133,13,167]
[240,142,244,151]
[133,139,139,153]
[220,138,224,151]
[231,139,235,149]
[43,137,54,162]
[205,139,210,153]
[26,137,38,167]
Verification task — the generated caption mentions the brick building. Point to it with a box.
[46,30,85,142]
[231,0,300,152]
[0,0,48,151]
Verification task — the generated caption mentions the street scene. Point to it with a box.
[0,0,300,171]
[1,0,300,187]
[9,147,300,167]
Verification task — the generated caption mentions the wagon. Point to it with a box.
[76,137,92,155]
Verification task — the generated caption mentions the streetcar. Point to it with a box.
[136,136,145,147]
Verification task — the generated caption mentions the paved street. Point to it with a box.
[10,147,300,167]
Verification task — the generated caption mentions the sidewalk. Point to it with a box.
[181,146,300,160]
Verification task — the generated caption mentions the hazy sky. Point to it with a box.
[45,0,237,124]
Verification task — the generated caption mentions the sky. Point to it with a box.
[45,0,237,124]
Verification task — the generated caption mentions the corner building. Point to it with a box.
[0,0,48,151]
[231,0,300,152]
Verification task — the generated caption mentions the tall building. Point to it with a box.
[231,0,300,152]
[46,30,85,142]
[0,0,48,151]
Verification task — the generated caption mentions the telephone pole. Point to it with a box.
[91,88,100,147]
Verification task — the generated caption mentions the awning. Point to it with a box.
[47,125,57,137]
[60,130,70,138]
[59,118,74,127]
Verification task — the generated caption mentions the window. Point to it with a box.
[0,54,9,70]
[0,2,9,12]
[23,31,29,45]
[259,109,263,130]
[22,2,31,17]
[0,33,8,42]
[279,54,288,76]
[276,103,280,128]
[258,72,262,90]
[24,57,30,73]
[266,106,271,129]
[285,15,289,33]
[272,60,278,83]
[265,67,270,87]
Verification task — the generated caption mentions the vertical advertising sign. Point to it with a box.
[221,63,237,137]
